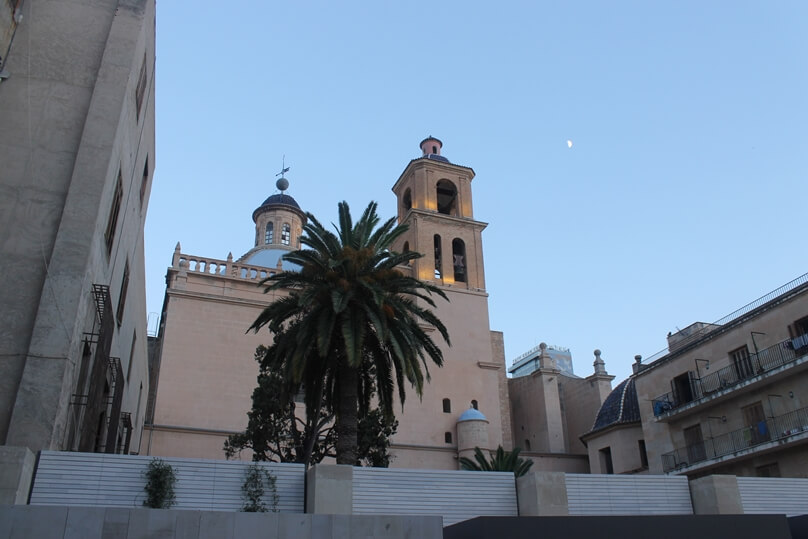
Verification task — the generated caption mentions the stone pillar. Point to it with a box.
[516,471,569,516]
[0,446,36,504]
[585,349,615,403]
[306,464,353,515]
[689,475,744,514]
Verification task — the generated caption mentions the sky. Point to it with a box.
[146,1,807,384]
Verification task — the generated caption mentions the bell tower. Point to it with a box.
[392,137,487,290]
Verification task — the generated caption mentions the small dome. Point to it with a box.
[259,193,301,210]
[458,408,487,422]
[589,377,640,434]
[252,193,305,224]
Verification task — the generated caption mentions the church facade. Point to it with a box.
[145,137,610,470]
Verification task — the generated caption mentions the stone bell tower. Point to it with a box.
[391,136,487,291]
[386,137,512,468]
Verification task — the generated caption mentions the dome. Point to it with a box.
[259,193,301,210]
[589,377,640,434]
[458,408,488,422]
[239,248,300,271]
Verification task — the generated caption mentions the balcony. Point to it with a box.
[652,336,808,419]
[662,405,808,473]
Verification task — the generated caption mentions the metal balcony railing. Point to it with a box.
[662,405,808,473]
[652,335,808,417]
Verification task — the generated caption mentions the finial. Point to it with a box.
[593,349,607,375]
[227,252,233,262]
[275,155,290,192]
[632,354,643,375]
[174,242,181,252]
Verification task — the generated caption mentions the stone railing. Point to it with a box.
[171,247,281,283]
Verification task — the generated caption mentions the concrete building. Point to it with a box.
[625,273,808,477]
[0,0,155,478]
[509,343,575,378]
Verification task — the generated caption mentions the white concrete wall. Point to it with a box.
[29,451,304,513]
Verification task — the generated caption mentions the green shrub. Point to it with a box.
[241,464,279,512]
[142,458,177,508]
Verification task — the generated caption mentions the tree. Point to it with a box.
[459,446,534,477]
[224,345,335,465]
[249,201,450,464]
[224,344,399,467]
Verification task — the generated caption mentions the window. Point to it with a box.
[104,172,123,256]
[281,223,291,245]
[126,330,137,383]
[791,316,808,351]
[730,345,754,380]
[684,424,706,463]
[116,261,130,326]
[445,432,453,444]
[452,238,466,283]
[139,157,149,206]
[432,145,438,154]
[638,440,648,468]
[599,447,614,474]
[434,235,442,278]
[524,439,531,451]
[672,372,695,405]
[436,179,457,215]
[442,398,451,413]
[742,401,770,444]
[471,399,478,410]
[402,189,412,211]
[135,53,147,119]
[265,222,274,244]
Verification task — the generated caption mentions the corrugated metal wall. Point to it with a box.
[566,474,693,515]
[352,467,517,526]
[737,477,808,517]
[29,451,304,513]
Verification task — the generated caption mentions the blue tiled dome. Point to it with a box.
[458,408,487,422]
[259,193,301,209]
[589,377,640,434]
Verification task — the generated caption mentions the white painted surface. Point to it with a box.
[352,467,517,526]
[29,451,304,513]
[737,476,808,517]
[566,474,693,515]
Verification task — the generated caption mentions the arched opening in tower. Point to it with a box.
[436,180,457,216]
[452,238,466,283]
[433,234,442,279]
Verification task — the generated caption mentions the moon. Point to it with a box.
[567,140,573,148]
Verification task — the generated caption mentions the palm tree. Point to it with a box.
[459,446,534,477]
[249,201,450,464]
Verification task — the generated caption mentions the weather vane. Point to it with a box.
[275,155,290,193]
[276,155,290,180]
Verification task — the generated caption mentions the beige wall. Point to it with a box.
[585,425,646,474]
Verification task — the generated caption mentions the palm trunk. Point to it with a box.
[335,361,359,465]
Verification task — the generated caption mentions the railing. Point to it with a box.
[173,252,281,283]
[642,271,808,365]
[652,336,807,416]
[662,405,808,472]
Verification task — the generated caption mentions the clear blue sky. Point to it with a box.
[146,1,807,384]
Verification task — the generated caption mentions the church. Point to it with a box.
[145,137,613,470]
